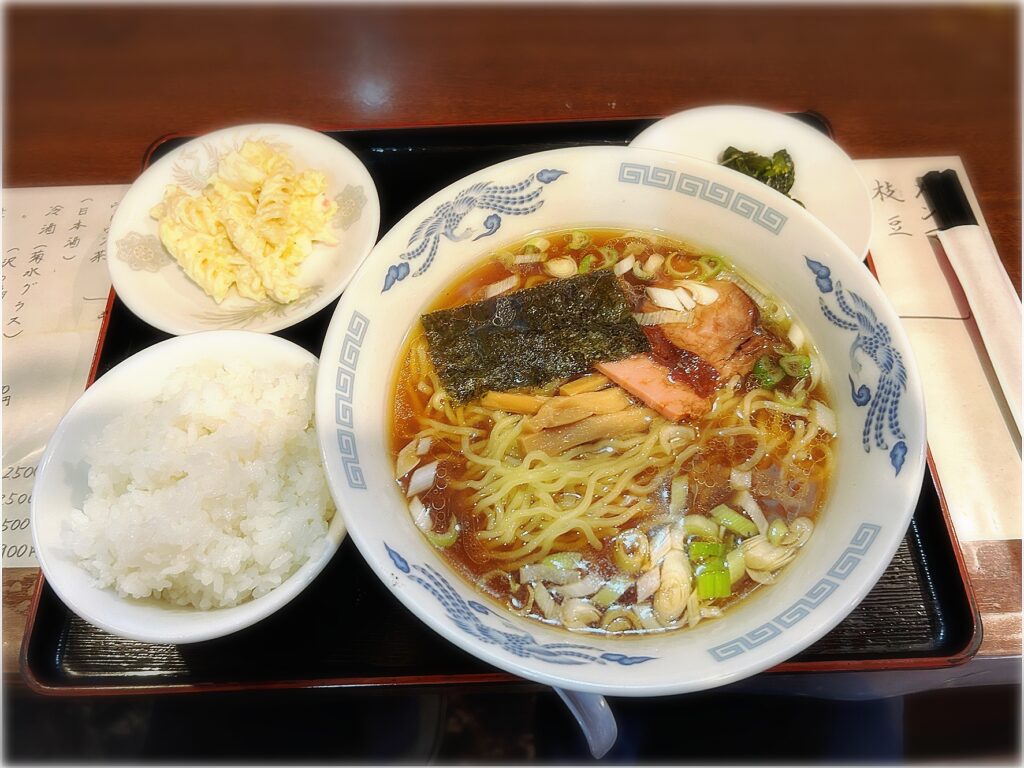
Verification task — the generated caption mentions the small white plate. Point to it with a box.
[107,123,380,335]
[631,105,873,259]
[31,331,346,644]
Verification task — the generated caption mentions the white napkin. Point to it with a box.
[936,225,1022,433]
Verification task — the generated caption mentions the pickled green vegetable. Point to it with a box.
[719,146,803,206]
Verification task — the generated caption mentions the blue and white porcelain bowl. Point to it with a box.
[314,146,925,696]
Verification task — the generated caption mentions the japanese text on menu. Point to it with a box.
[2,185,127,567]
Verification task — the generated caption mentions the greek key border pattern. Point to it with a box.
[334,310,369,490]
[707,523,882,661]
[617,162,788,235]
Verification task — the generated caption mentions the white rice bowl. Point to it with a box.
[64,359,334,610]
[33,333,344,647]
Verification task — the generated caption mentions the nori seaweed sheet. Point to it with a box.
[420,270,650,404]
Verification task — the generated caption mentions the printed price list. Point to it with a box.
[2,184,127,566]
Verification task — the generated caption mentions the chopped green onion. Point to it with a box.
[787,322,806,350]
[622,241,646,259]
[542,552,584,571]
[768,518,790,546]
[644,253,665,275]
[426,516,459,548]
[632,259,656,281]
[522,237,550,255]
[789,517,814,546]
[775,389,807,407]
[813,399,838,436]
[543,257,577,278]
[613,529,650,574]
[696,556,726,573]
[710,504,759,538]
[568,230,591,250]
[663,252,700,280]
[762,299,787,325]
[726,548,746,584]
[614,254,635,277]
[579,247,619,275]
[592,575,631,609]
[512,253,545,265]
[697,254,724,280]
[601,608,641,632]
[683,514,720,539]
[669,475,690,516]
[598,245,619,266]
[779,354,812,378]
[689,540,725,560]
[752,356,785,389]
[696,568,731,600]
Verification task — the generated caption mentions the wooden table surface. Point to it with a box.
[4,4,1020,682]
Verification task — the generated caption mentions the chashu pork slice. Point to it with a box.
[660,280,767,378]
[596,355,710,422]
[594,280,775,423]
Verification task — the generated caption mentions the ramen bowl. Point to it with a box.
[315,146,925,696]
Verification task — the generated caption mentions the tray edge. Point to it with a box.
[19,116,983,696]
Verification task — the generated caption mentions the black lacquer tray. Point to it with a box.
[21,116,981,695]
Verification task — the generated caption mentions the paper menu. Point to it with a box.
[2,185,127,567]
[854,158,1021,542]
[854,157,976,320]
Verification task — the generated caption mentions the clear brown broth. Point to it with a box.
[389,228,833,633]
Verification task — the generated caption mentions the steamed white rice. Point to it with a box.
[65,358,334,609]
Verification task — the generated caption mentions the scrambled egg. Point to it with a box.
[150,141,338,304]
